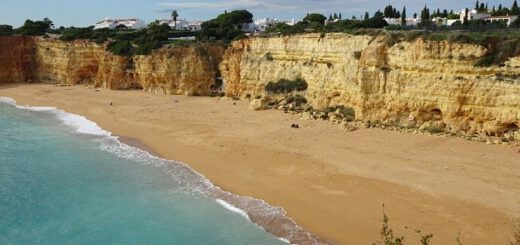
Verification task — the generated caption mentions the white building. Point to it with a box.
[243,18,301,32]
[459,9,491,22]
[455,9,518,26]
[94,18,146,30]
[158,19,202,31]
[384,18,420,26]
[483,15,518,26]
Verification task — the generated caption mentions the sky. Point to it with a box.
[0,0,517,27]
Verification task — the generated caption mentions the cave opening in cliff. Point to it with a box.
[504,123,519,133]
[431,108,443,121]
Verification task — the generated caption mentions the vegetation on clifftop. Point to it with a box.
[198,10,253,42]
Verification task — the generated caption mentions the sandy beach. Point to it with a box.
[1,83,519,244]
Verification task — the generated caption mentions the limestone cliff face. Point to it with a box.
[34,38,105,85]
[0,36,35,83]
[133,45,225,95]
[221,33,520,136]
[0,37,226,95]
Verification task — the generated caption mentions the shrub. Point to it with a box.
[0,25,13,36]
[265,78,308,93]
[107,40,134,56]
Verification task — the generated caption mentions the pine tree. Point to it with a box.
[329,14,333,21]
[401,6,407,25]
[476,0,480,10]
[464,8,469,25]
[421,5,430,20]
[339,13,342,19]
[364,12,369,20]
[512,0,520,15]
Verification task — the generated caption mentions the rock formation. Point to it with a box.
[1,33,519,139]
[220,33,520,138]
[0,37,226,96]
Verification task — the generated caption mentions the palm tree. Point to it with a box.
[171,10,179,30]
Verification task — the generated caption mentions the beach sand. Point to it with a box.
[1,83,519,244]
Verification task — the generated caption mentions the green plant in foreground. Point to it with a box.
[373,205,404,245]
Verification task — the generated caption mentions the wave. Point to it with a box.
[216,199,251,220]
[0,97,110,137]
[0,96,327,245]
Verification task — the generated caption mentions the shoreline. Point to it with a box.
[117,135,327,244]
[0,94,325,244]
[1,84,519,244]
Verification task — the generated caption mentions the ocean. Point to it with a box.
[0,97,288,245]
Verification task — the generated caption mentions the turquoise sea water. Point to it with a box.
[0,98,285,245]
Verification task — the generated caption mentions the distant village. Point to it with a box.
[93,17,300,33]
[94,1,520,33]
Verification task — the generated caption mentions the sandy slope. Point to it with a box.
[1,84,519,245]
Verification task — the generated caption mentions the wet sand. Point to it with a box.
[1,83,519,245]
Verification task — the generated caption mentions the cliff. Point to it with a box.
[0,36,35,83]
[221,33,520,139]
[0,37,226,96]
[1,34,519,139]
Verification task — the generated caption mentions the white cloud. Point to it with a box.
[158,0,301,11]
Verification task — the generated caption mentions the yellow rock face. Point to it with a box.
[0,36,35,83]
[221,33,520,136]
[0,37,226,96]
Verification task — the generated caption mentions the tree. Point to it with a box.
[339,13,342,20]
[15,19,53,36]
[512,0,520,15]
[303,13,327,25]
[464,8,469,26]
[171,10,179,30]
[476,0,480,10]
[420,5,430,21]
[413,13,418,19]
[199,10,253,41]
[480,3,485,12]
[374,10,384,18]
[329,14,333,21]
[333,13,338,19]
[401,6,407,26]
[0,25,13,36]
[364,12,370,20]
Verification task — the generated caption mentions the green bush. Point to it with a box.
[199,10,253,41]
[107,40,134,56]
[14,18,53,36]
[0,25,13,36]
[265,78,308,93]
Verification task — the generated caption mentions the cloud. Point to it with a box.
[156,0,480,18]
[158,0,329,12]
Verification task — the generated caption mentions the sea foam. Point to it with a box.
[216,199,251,220]
[0,97,110,137]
